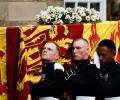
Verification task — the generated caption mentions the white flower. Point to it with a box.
[95,11,100,20]
[86,9,92,15]
[96,15,100,20]
[54,63,64,72]
[58,14,62,19]
[80,7,86,11]
[72,12,77,19]
[35,14,40,21]
[75,15,82,22]
[85,16,91,21]
[95,11,100,16]
[91,8,96,13]
[79,10,86,16]
[58,20,63,24]
[51,14,55,18]
[91,15,96,21]
[35,6,101,24]
[70,19,74,23]
[60,7,65,13]
[66,7,73,14]
[47,6,54,13]
[65,15,71,19]
[47,15,51,20]
[40,11,48,19]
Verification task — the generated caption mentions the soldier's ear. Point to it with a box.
[86,47,89,52]
[55,53,59,60]
[112,50,116,56]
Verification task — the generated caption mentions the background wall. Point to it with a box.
[0,0,63,26]
[0,0,119,26]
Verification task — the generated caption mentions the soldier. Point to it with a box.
[65,38,99,100]
[96,39,120,100]
[31,41,65,100]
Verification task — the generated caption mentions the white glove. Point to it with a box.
[54,63,65,72]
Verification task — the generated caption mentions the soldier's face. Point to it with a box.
[97,46,115,65]
[41,42,59,62]
[72,40,89,61]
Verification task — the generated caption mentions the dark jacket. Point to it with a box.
[31,62,65,99]
[65,59,100,96]
[98,61,120,98]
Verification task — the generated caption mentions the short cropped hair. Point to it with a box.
[97,39,116,51]
[72,38,89,46]
[67,38,89,53]
[42,41,60,55]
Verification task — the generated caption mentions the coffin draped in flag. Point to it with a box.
[82,21,120,62]
[6,26,21,100]
[0,21,120,100]
[0,27,7,100]
[16,24,84,100]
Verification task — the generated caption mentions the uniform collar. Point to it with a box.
[74,59,90,65]
[100,60,116,69]
[100,60,117,74]
[44,62,55,67]
[42,62,55,73]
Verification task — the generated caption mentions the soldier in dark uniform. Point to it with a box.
[31,41,65,100]
[65,38,100,100]
[96,39,120,100]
